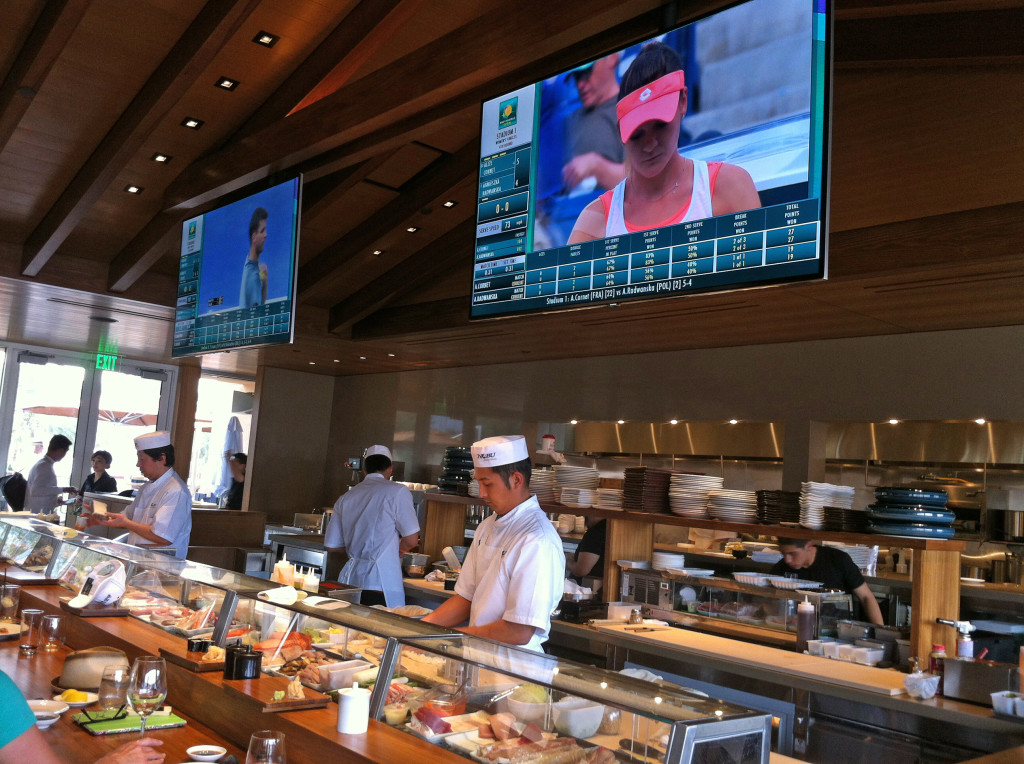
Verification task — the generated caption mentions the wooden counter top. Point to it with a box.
[0,638,245,763]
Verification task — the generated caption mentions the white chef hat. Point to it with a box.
[471,436,529,468]
[134,431,171,450]
[363,445,392,460]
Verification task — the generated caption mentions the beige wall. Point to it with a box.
[247,366,335,523]
[324,325,1024,487]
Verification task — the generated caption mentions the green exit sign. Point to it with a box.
[96,353,118,370]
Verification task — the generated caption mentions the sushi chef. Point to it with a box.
[423,435,564,652]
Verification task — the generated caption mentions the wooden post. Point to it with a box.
[910,548,961,663]
[170,363,201,481]
[604,518,653,603]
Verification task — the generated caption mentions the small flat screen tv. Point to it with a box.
[172,176,302,357]
[471,0,831,320]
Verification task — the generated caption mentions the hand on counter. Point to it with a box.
[96,738,165,764]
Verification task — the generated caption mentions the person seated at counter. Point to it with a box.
[771,537,884,625]
[324,445,420,607]
[223,451,246,510]
[90,431,192,559]
[567,517,606,584]
[422,436,564,652]
[81,450,117,494]
[0,670,165,763]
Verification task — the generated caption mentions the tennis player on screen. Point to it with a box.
[568,42,760,244]
[240,207,269,307]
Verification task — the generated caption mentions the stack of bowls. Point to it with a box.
[867,487,954,539]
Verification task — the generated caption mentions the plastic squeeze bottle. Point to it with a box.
[796,596,815,653]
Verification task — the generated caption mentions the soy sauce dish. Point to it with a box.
[186,745,227,762]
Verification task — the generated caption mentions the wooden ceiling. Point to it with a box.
[0,0,1021,378]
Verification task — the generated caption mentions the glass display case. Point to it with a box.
[370,634,771,763]
[622,569,853,639]
[1,517,771,762]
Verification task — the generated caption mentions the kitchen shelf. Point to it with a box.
[421,493,966,663]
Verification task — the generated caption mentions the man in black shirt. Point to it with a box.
[770,537,884,625]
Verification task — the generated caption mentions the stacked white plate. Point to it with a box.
[800,482,855,529]
[594,488,623,510]
[560,487,595,509]
[652,551,686,570]
[823,542,877,571]
[667,474,724,518]
[707,489,758,522]
[468,479,479,497]
[531,469,559,504]
[553,465,600,490]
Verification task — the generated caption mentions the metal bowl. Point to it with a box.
[403,564,427,578]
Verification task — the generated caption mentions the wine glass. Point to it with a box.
[127,657,167,737]
[245,729,286,764]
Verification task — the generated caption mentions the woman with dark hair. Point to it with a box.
[81,450,117,494]
[568,42,760,243]
[223,451,247,510]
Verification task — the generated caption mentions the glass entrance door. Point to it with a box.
[7,354,89,509]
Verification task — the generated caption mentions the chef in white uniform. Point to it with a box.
[324,445,420,607]
[423,436,564,652]
[93,431,192,558]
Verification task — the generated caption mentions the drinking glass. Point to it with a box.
[127,657,167,737]
[41,614,64,652]
[0,584,20,621]
[245,730,286,764]
[19,608,43,655]
[98,665,130,713]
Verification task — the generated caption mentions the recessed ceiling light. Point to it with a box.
[975,418,986,425]
[216,76,239,91]
[888,419,899,425]
[359,356,366,360]
[729,419,739,425]
[669,419,678,425]
[151,153,172,163]
[124,184,143,194]
[372,249,383,256]
[570,419,578,425]
[181,117,204,129]
[442,200,457,208]
[406,226,419,233]
[253,31,279,48]
[333,359,339,363]
[308,361,315,365]
[617,419,625,425]
[387,353,395,357]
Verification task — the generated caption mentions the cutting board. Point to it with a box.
[158,644,225,673]
[223,674,331,712]
[593,623,906,696]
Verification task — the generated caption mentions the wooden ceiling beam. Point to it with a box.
[21,0,262,278]
[297,141,478,298]
[328,219,475,332]
[833,7,1024,65]
[107,210,183,293]
[351,296,471,340]
[163,0,670,209]
[0,0,90,155]
[300,151,405,226]
[230,0,416,141]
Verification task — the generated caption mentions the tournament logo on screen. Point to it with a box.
[498,97,518,129]
[188,221,196,240]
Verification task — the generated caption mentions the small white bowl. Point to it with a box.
[34,712,60,730]
[990,690,1018,715]
[552,698,604,739]
[506,696,547,724]
[186,745,227,762]
[28,699,69,715]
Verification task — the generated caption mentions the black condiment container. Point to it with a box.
[223,643,247,679]
[234,649,262,680]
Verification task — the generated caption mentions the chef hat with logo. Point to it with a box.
[471,435,530,468]
[363,445,392,460]
[134,431,171,451]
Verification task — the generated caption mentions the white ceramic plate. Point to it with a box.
[960,577,985,585]
[52,692,98,708]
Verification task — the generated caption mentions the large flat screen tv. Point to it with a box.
[471,0,831,319]
[172,176,302,357]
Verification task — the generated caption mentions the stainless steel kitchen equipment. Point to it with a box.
[942,658,1020,705]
